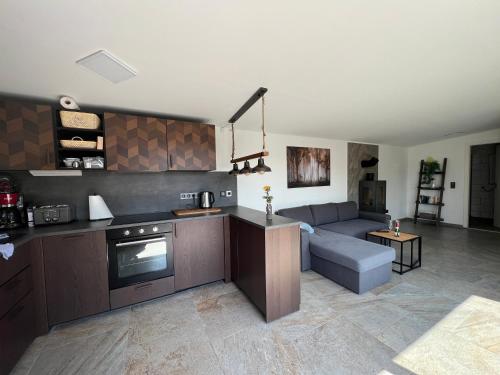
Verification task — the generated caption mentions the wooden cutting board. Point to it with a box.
[172,207,222,216]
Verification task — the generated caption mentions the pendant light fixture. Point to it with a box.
[239,160,253,175]
[228,87,271,175]
[252,96,271,174]
[228,123,240,175]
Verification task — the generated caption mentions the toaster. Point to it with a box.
[33,205,75,226]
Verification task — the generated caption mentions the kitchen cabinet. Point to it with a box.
[166,120,216,171]
[0,240,37,375]
[0,292,35,375]
[173,217,225,291]
[42,231,109,325]
[104,112,169,172]
[0,100,56,170]
[230,219,301,322]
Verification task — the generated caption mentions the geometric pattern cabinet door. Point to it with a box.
[104,112,169,172]
[0,100,55,170]
[166,120,216,171]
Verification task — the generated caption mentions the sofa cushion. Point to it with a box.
[310,203,339,226]
[317,219,386,239]
[309,228,395,272]
[336,201,359,221]
[277,205,314,225]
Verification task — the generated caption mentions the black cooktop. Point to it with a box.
[110,212,175,226]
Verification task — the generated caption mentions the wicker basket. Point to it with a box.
[60,111,100,130]
[60,137,97,149]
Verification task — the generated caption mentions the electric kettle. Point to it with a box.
[199,191,215,209]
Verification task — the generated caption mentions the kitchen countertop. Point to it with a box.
[2,205,299,247]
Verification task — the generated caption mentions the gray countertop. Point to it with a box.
[2,205,299,247]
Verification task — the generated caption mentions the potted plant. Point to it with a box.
[262,185,274,218]
[421,157,440,185]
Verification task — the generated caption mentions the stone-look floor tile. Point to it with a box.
[340,299,409,337]
[290,316,412,375]
[9,336,46,375]
[44,307,131,350]
[376,314,435,353]
[191,280,239,306]
[125,335,221,375]
[196,290,266,340]
[29,328,128,375]
[394,327,500,375]
[211,325,301,375]
[129,291,205,346]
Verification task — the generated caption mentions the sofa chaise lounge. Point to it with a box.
[276,202,396,294]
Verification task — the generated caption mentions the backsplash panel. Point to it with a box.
[5,171,237,220]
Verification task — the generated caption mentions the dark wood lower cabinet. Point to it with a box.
[0,292,35,375]
[42,231,110,325]
[110,276,174,309]
[173,217,225,291]
[231,220,301,322]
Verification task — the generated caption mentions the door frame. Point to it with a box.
[463,136,500,228]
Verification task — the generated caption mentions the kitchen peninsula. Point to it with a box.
[0,205,300,374]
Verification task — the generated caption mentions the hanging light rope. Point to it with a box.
[228,123,239,175]
[261,96,267,151]
[231,123,235,160]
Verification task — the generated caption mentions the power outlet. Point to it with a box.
[226,190,233,197]
[180,192,198,200]
[220,191,226,197]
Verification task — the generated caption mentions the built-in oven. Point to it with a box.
[107,222,174,290]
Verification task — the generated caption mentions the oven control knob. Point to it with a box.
[138,228,145,234]
[152,226,158,232]
[123,230,131,236]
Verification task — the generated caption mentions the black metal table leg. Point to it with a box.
[418,236,422,267]
[400,242,403,274]
[410,240,414,268]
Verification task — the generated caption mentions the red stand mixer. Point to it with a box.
[0,176,24,229]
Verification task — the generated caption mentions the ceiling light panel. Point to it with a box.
[76,50,136,83]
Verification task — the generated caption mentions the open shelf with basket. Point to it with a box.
[54,110,106,170]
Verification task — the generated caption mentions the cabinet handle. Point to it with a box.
[135,283,152,290]
[62,234,85,240]
[174,223,177,238]
[5,277,23,291]
[169,154,173,168]
[8,304,25,321]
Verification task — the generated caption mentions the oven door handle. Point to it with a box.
[115,237,167,247]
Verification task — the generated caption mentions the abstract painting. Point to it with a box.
[287,146,330,188]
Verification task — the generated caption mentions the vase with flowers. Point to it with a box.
[262,185,274,219]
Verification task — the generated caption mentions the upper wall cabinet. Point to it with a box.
[104,112,169,172]
[0,100,55,170]
[166,121,216,171]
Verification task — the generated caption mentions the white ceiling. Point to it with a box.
[1,1,500,146]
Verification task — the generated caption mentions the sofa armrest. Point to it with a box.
[359,211,391,225]
[300,229,311,271]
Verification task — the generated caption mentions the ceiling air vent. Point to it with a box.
[76,50,136,83]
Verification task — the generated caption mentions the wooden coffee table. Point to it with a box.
[366,230,422,274]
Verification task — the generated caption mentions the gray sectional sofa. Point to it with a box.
[276,202,396,294]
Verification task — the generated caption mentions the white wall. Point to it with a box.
[216,127,408,218]
[406,128,500,226]
[379,145,408,219]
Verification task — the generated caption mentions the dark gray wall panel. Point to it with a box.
[5,171,237,220]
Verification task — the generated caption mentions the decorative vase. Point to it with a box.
[266,203,273,218]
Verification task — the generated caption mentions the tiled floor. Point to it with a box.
[12,222,500,374]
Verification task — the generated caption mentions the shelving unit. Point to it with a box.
[414,158,447,226]
[53,110,106,170]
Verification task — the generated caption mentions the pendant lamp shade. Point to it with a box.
[239,160,254,175]
[228,163,239,175]
[252,157,272,174]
